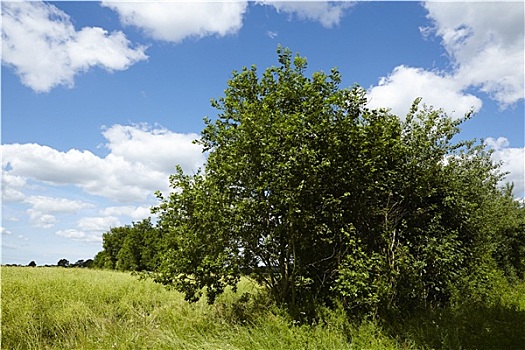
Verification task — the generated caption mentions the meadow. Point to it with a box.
[2,267,524,349]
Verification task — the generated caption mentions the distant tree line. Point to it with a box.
[57,258,94,268]
[3,259,94,268]
[94,47,525,321]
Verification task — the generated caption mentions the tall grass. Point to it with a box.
[1,267,395,349]
[2,267,524,349]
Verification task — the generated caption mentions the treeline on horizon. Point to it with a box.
[4,258,95,268]
[92,47,525,321]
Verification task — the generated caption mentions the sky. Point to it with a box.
[1,1,524,266]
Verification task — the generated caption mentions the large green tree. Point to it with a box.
[152,47,523,316]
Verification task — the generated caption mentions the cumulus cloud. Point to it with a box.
[102,124,204,175]
[101,1,248,43]
[367,2,523,117]
[27,209,58,229]
[102,1,354,42]
[55,229,103,243]
[423,2,524,107]
[1,144,159,202]
[101,205,153,221]
[2,124,203,244]
[1,1,147,92]
[485,137,525,198]
[77,216,121,233]
[1,173,27,202]
[56,216,121,243]
[24,196,93,214]
[259,1,355,28]
[367,66,482,118]
[1,227,12,236]
[21,196,94,229]
[1,124,204,203]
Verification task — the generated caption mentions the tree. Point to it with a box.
[95,218,164,272]
[28,261,36,267]
[57,258,70,267]
[72,259,85,268]
[486,184,525,281]
[93,251,108,269]
[82,259,94,268]
[100,226,129,269]
[152,47,523,317]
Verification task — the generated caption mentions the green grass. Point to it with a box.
[385,282,525,349]
[2,267,524,349]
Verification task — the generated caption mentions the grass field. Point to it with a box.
[2,267,524,349]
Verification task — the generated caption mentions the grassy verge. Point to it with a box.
[2,267,524,349]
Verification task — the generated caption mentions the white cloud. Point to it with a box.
[77,216,121,233]
[102,124,204,175]
[267,31,278,39]
[1,173,27,202]
[485,137,525,198]
[2,124,202,244]
[56,216,120,243]
[367,2,523,117]
[56,229,88,240]
[101,205,152,221]
[259,1,355,28]
[1,144,157,202]
[367,66,482,118]
[101,1,248,43]
[21,196,94,229]
[24,196,93,214]
[423,2,524,107]
[27,209,58,229]
[1,227,12,236]
[1,1,148,92]
[55,229,102,243]
[485,136,510,151]
[1,124,204,203]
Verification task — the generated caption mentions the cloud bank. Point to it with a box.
[2,124,205,243]
[2,124,203,203]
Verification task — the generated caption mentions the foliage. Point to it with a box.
[150,47,525,318]
[491,184,525,281]
[57,258,70,267]
[152,168,240,303]
[94,218,164,271]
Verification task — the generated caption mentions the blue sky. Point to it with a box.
[1,1,524,265]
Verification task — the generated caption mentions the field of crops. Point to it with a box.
[2,267,524,349]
